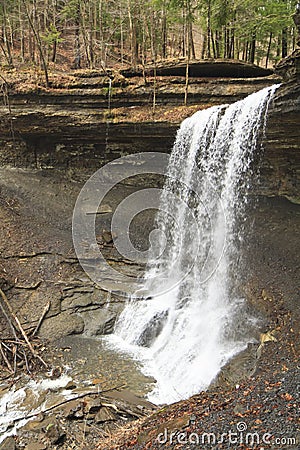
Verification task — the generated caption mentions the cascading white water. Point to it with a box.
[107,85,279,404]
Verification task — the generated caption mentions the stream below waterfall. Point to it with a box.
[1,82,293,446]
[0,335,154,443]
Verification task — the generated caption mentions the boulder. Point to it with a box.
[38,312,84,340]
[81,306,122,336]
[94,406,116,423]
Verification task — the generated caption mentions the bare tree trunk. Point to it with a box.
[6,9,14,57]
[184,0,191,106]
[282,27,288,57]
[292,28,296,51]
[0,40,10,65]
[127,0,138,68]
[161,0,167,59]
[189,22,195,59]
[141,14,147,84]
[120,4,124,64]
[229,27,234,59]
[215,30,220,58]
[182,8,185,57]
[51,0,58,63]
[265,32,273,68]
[223,26,227,58]
[81,3,91,67]
[149,5,157,114]
[211,32,216,58]
[88,1,94,68]
[207,0,211,58]
[249,31,256,64]
[226,27,230,58]
[276,35,281,58]
[98,0,103,62]
[184,49,190,106]
[73,1,81,69]
[43,0,49,62]
[21,0,49,87]
[236,35,240,60]
[201,33,207,59]
[229,11,236,59]
[2,1,14,66]
[242,41,248,61]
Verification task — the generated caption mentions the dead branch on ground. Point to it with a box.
[0,287,48,376]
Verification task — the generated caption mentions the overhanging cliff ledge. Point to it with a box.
[0,61,299,203]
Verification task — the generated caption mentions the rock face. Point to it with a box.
[0,71,298,203]
[260,80,300,203]
[0,68,299,344]
[260,11,300,203]
[275,49,300,81]
[0,71,278,170]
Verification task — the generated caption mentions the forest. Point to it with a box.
[0,0,298,81]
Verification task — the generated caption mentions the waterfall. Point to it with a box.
[107,84,279,404]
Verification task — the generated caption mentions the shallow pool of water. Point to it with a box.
[55,335,156,397]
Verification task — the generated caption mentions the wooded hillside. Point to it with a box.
[0,1,297,79]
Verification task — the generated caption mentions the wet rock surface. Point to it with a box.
[0,167,151,342]
[10,383,156,450]
[98,334,299,449]
[243,196,300,339]
[0,334,156,449]
[53,335,155,397]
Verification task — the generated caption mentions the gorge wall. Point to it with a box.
[0,68,298,203]
[262,80,300,203]
[0,62,299,344]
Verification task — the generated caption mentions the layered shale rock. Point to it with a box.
[0,62,299,343]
